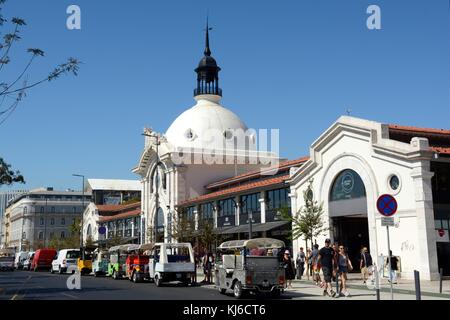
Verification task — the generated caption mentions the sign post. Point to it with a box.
[377,194,398,301]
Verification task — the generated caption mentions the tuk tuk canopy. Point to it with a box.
[108,244,140,253]
[218,238,285,250]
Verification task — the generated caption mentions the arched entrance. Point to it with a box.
[329,169,370,270]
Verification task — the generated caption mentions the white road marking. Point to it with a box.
[61,292,79,299]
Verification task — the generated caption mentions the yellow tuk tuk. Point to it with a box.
[77,246,96,275]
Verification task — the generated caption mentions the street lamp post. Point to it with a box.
[248,210,253,240]
[73,174,85,260]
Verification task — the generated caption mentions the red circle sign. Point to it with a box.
[438,229,445,237]
[377,194,398,216]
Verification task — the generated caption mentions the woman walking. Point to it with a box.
[337,245,353,297]
[283,250,295,289]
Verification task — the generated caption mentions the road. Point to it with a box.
[1,270,448,300]
[0,270,236,300]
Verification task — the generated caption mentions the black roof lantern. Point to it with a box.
[194,18,222,97]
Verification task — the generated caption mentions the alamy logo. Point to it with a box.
[367,5,381,30]
[66,271,81,290]
[66,5,81,30]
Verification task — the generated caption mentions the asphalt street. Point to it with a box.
[0,270,237,300]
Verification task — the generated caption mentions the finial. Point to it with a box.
[204,16,212,56]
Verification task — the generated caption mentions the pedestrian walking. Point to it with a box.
[388,250,398,284]
[305,248,311,279]
[296,247,306,280]
[360,246,373,284]
[202,251,213,284]
[283,250,295,289]
[337,245,353,297]
[311,244,322,286]
[332,242,339,282]
[318,239,336,297]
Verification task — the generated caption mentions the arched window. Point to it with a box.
[60,231,66,239]
[329,169,367,217]
[156,208,164,233]
[87,224,92,237]
[38,232,44,240]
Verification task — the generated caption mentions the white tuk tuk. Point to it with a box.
[147,242,195,287]
[215,238,286,298]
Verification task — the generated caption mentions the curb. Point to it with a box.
[293,279,450,299]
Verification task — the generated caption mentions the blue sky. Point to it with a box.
[1,0,449,191]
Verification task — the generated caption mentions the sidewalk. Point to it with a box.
[294,272,450,299]
[196,269,450,300]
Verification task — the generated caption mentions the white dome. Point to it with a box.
[165,95,249,151]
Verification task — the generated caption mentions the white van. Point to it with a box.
[23,252,35,271]
[51,249,80,274]
[14,251,28,269]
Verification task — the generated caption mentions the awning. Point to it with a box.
[218,221,290,235]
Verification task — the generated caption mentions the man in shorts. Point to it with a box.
[318,239,336,297]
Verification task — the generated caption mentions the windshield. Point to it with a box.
[66,251,80,259]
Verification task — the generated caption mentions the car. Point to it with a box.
[14,251,29,270]
[23,252,35,271]
[92,248,109,277]
[77,246,95,275]
[31,249,57,272]
[147,242,195,287]
[51,249,80,274]
[107,245,130,279]
[0,248,15,272]
[215,238,286,299]
[125,244,149,283]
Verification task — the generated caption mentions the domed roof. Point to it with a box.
[165,96,248,151]
[197,55,219,69]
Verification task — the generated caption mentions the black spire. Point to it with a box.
[204,18,211,56]
[194,18,222,97]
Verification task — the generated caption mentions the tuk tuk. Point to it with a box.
[107,244,129,279]
[92,248,110,277]
[148,242,195,287]
[215,238,286,299]
[77,246,95,274]
[124,243,150,283]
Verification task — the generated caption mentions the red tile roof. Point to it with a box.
[206,156,309,190]
[431,147,450,155]
[97,202,140,213]
[99,208,141,222]
[179,175,290,207]
[388,124,450,136]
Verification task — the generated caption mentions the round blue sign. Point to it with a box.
[377,194,398,216]
[98,226,106,235]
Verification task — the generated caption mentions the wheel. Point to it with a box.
[233,281,244,299]
[132,272,139,283]
[58,266,63,274]
[33,267,38,272]
[94,271,98,277]
[219,288,227,295]
[271,289,281,299]
[50,266,54,274]
[113,270,118,280]
[155,275,162,287]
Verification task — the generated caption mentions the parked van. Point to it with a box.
[23,252,35,271]
[51,249,80,274]
[31,249,57,272]
[14,251,28,269]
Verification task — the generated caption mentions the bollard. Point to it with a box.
[439,268,443,294]
[414,270,421,300]
[335,270,339,296]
